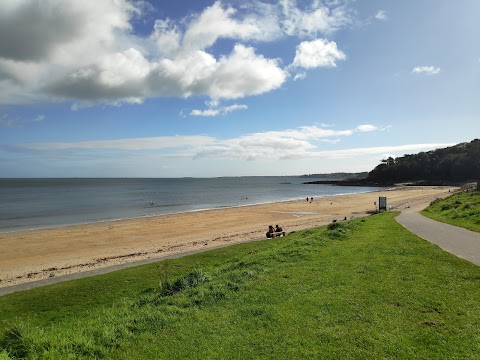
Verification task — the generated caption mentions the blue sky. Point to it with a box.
[1,0,479,178]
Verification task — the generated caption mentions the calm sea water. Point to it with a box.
[0,177,381,232]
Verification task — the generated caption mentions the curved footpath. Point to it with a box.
[396,205,480,266]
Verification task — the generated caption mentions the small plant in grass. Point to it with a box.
[0,323,32,359]
[326,221,350,238]
[160,269,210,296]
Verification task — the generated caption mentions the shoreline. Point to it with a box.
[0,186,455,289]
[0,187,387,234]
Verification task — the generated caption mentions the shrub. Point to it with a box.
[440,203,452,211]
[160,269,210,296]
[326,221,349,238]
[327,221,342,230]
[0,324,30,359]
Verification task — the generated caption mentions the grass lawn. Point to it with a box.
[1,213,480,359]
[422,191,480,233]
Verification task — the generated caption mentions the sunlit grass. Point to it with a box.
[1,213,479,359]
[422,191,480,232]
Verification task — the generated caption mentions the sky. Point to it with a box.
[0,0,479,178]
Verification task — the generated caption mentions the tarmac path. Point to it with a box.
[396,205,480,266]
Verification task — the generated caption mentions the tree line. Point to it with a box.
[366,139,480,184]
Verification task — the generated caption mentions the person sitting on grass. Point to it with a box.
[275,225,285,236]
[266,225,275,238]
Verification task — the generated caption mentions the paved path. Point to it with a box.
[396,206,480,266]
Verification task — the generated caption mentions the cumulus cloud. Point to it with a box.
[181,2,277,53]
[0,0,354,107]
[292,39,346,68]
[412,66,441,75]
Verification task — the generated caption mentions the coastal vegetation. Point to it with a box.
[367,139,480,184]
[300,172,368,179]
[305,139,480,186]
[422,191,480,232]
[1,213,480,359]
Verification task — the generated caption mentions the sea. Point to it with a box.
[0,177,382,233]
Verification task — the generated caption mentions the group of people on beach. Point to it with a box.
[266,224,285,238]
[306,197,313,203]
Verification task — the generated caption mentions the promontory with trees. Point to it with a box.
[305,139,480,187]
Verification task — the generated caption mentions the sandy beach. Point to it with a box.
[0,186,455,288]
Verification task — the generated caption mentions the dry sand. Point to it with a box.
[0,186,455,288]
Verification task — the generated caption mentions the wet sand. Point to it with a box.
[0,186,455,288]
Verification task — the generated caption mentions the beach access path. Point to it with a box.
[396,205,480,266]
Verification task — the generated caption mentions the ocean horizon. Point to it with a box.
[0,177,382,232]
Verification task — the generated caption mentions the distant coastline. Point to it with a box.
[304,179,470,187]
[300,172,369,179]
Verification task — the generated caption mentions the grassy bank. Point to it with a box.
[1,213,480,359]
[422,191,480,232]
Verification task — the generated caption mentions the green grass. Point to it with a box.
[1,213,480,359]
[422,191,480,232]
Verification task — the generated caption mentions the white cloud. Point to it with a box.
[14,134,452,166]
[16,135,216,151]
[375,10,387,21]
[13,124,379,161]
[0,0,353,107]
[190,109,221,117]
[150,19,182,58]
[305,143,454,159]
[198,44,286,99]
[412,66,441,75]
[280,0,352,37]
[190,98,248,117]
[292,39,346,68]
[293,71,306,81]
[182,2,278,53]
[190,104,247,117]
[356,124,378,132]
